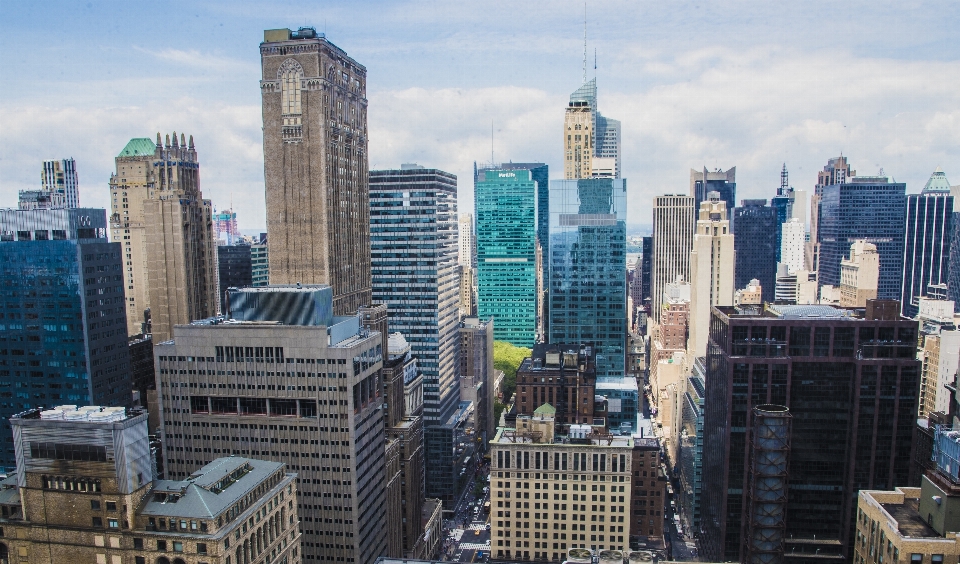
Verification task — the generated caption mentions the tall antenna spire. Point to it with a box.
[491,120,494,166]
[780,163,788,194]
[583,3,588,84]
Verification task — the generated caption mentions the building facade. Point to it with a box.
[252,237,269,287]
[155,285,387,564]
[217,244,253,312]
[0,406,299,564]
[690,167,736,218]
[901,168,955,318]
[260,27,372,315]
[808,156,856,272]
[548,178,627,378]
[701,302,920,563]
[687,195,735,359]
[679,363,706,533]
[459,213,474,268]
[650,195,696,325]
[475,169,537,347]
[0,208,132,472]
[734,199,777,303]
[515,344,597,426]
[839,240,880,307]
[19,158,79,210]
[461,317,495,444]
[780,218,805,274]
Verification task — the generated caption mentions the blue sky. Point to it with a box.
[1,0,958,231]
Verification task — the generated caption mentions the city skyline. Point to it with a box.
[1,1,958,232]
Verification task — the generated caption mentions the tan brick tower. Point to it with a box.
[260,27,372,315]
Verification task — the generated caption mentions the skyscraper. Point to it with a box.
[900,167,955,318]
[260,27,372,315]
[213,207,239,245]
[687,194,735,358]
[459,213,474,267]
[41,157,79,208]
[0,208,131,471]
[733,199,777,303]
[548,178,627,378]
[780,217,805,274]
[840,240,880,307]
[475,169,537,347]
[564,78,621,180]
[690,167,736,218]
[818,171,906,300]
[808,156,855,272]
[109,134,218,340]
[368,166,461,455]
[217,243,253,311]
[651,195,696,325]
[771,164,796,261]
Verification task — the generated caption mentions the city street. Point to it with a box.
[441,463,492,562]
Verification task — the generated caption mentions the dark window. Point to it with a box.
[92,516,103,527]
[133,538,144,549]
[833,327,855,357]
[105,501,116,511]
[197,543,207,554]
[31,442,107,462]
[90,500,101,510]
[157,539,167,551]
[789,327,810,356]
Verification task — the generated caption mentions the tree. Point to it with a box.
[493,340,530,400]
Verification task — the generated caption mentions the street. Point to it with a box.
[440,462,492,562]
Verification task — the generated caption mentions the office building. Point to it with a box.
[916,298,959,419]
[565,78,621,180]
[650,195,696,324]
[951,207,960,312]
[701,302,920,562]
[649,279,690,410]
[0,406,298,564]
[489,408,637,562]
[595,378,639,434]
[631,437,668,551]
[734,279,763,306]
[19,158,78,210]
[901,168,955,318]
[252,236,269,287]
[771,164,795,261]
[515,344,597,425]
[690,167,736,218]
[818,172,907,300]
[640,236,652,304]
[780,218,805,274]
[548,178,627,378]
[808,156,856,272]
[155,285,387,564]
[369,166,461,431]
[109,134,218,341]
[775,265,819,305]
[217,244,253,312]
[0,208,132,472]
[461,317,495,444]
[260,27,372,315]
[128,333,155,407]
[734,199,777,302]
[839,240,880,307]
[475,169,537,347]
[459,213,474,267]
[687,194,735,359]
[679,363,706,533]
[459,264,475,317]
[213,207,240,245]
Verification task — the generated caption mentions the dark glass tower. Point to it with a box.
[217,244,253,312]
[771,164,795,262]
[733,199,778,302]
[0,209,132,471]
[691,167,737,223]
[818,175,907,299]
[641,235,653,304]
[700,303,919,563]
[950,211,960,312]
[900,168,954,318]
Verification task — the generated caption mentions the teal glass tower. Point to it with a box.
[548,178,627,378]
[475,169,537,347]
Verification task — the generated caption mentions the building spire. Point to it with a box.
[583,3,588,84]
[780,163,789,194]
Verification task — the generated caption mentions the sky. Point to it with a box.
[1,0,958,233]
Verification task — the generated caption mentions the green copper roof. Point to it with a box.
[118,138,156,158]
[533,403,556,416]
[922,167,952,193]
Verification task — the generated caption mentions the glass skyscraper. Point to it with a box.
[734,199,778,302]
[0,208,131,471]
[818,176,907,300]
[475,169,537,347]
[900,168,954,318]
[548,178,627,378]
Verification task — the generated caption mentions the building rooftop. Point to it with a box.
[118,138,156,158]
[881,498,940,538]
[13,405,135,424]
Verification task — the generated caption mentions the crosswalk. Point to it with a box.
[459,542,491,551]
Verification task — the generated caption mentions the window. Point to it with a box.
[105,501,117,511]
[91,500,101,510]
[133,538,143,549]
[108,518,119,528]
[157,540,167,551]
[279,59,304,117]
[173,541,183,552]
[197,543,207,554]
[92,516,103,527]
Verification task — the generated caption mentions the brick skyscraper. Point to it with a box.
[260,27,372,315]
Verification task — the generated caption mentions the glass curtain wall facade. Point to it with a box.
[548,178,627,378]
[734,199,778,303]
[217,244,253,312]
[818,177,907,299]
[475,169,537,347]
[679,361,706,534]
[900,170,954,318]
[369,168,461,429]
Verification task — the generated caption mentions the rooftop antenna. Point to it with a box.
[491,120,494,166]
[780,163,788,194]
[582,3,588,84]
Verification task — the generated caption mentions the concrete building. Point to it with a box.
[651,195,696,326]
[775,265,819,305]
[690,167,736,219]
[217,244,253,312]
[0,406,298,564]
[780,217,805,275]
[251,235,269,287]
[649,279,689,411]
[260,27,372,315]
[901,168,955,318]
[110,134,218,341]
[461,317,495,444]
[155,285,387,564]
[840,240,880,307]
[653,351,686,467]
[701,302,921,563]
[735,279,763,306]
[733,199,777,302]
[489,408,637,562]
[128,333,155,408]
[687,194,735,358]
[459,264,475,318]
[19,158,78,210]
[515,344,597,426]
[459,213,474,268]
[0,208,132,472]
[916,298,959,419]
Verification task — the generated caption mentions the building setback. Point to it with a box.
[0,208,131,472]
[700,302,920,563]
[260,27,372,315]
[0,406,299,564]
[734,199,778,303]
[901,168,954,318]
[156,285,387,564]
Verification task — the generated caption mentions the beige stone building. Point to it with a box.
[110,134,218,340]
[734,278,763,306]
[260,28,372,315]
[563,101,593,179]
[687,193,735,358]
[0,406,299,564]
[840,240,880,307]
[650,195,696,325]
[649,279,689,410]
[917,298,960,419]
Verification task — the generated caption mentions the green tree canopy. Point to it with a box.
[494,340,531,400]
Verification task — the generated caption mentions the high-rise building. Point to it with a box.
[156,285,387,564]
[42,157,79,208]
[651,195,696,325]
[650,279,690,411]
[915,298,959,420]
[217,244,253,312]
[128,333,155,407]
[951,206,960,313]
[564,82,594,180]
[260,27,372,315]
[213,207,240,245]
[548,178,627,378]
[733,199,777,302]
[701,302,920,562]
[369,166,460,429]
[687,194,735,359]
[459,213,474,267]
[818,171,906,300]
[1,406,300,564]
[459,264,475,317]
[475,169,537,347]
[0,208,132,471]
[679,362,706,533]
[515,344,597,425]
[774,266,819,305]
[690,167,736,219]
[780,217,805,274]
[901,168,955,318]
[460,317,495,444]
[839,240,880,307]
[109,134,218,341]
[808,156,856,272]
[641,236,653,304]
[252,234,269,287]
